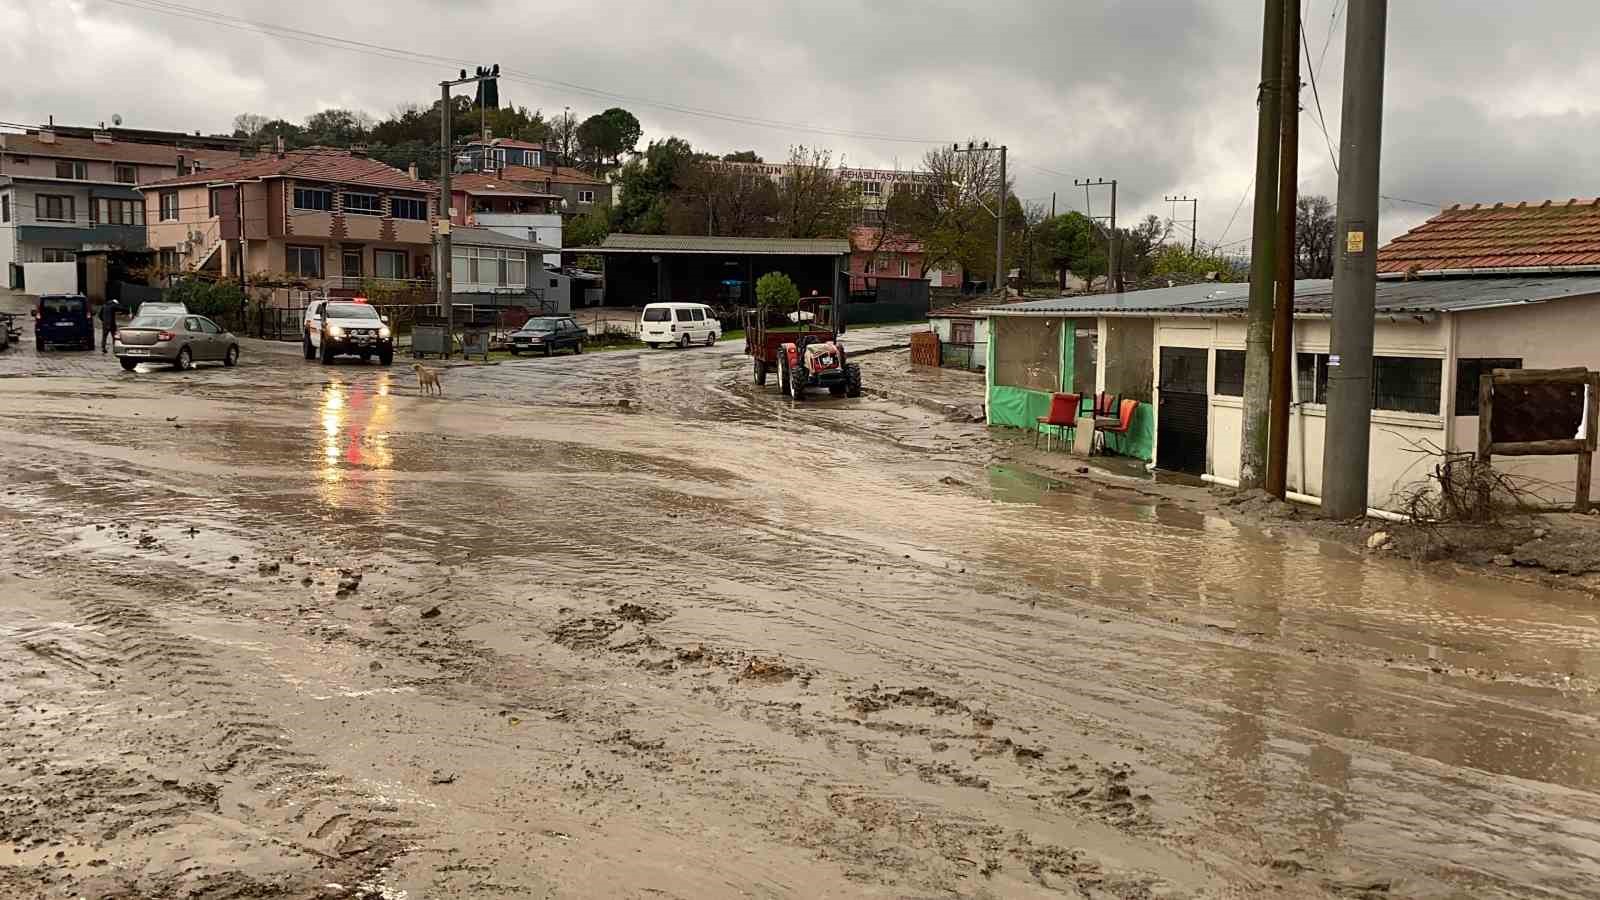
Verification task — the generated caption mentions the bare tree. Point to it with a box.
[231,113,270,139]
[552,108,580,166]
[778,146,855,239]
[669,162,780,237]
[1296,194,1336,277]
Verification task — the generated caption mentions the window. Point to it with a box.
[158,190,179,222]
[9,154,28,164]
[41,248,75,263]
[690,308,705,321]
[1373,356,1442,414]
[286,245,323,279]
[293,187,333,211]
[951,321,975,345]
[1455,358,1522,416]
[506,252,526,287]
[37,195,74,222]
[576,190,595,204]
[96,198,144,226]
[1296,353,1329,404]
[114,164,137,184]
[1,195,8,223]
[861,181,883,197]
[899,257,910,277]
[342,192,381,216]
[391,197,428,220]
[159,248,179,270]
[643,308,671,322]
[375,250,409,279]
[1214,349,1246,396]
[197,318,223,334]
[208,188,224,218]
[55,160,87,180]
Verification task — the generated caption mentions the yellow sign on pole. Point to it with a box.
[1346,230,1365,254]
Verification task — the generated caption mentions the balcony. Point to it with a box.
[17,223,146,250]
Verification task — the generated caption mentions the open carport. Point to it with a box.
[589,234,849,308]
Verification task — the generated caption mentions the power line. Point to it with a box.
[99,0,951,146]
[1301,20,1340,176]
[1217,180,1252,248]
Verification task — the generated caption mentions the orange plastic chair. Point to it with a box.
[1035,392,1080,451]
[1093,398,1139,454]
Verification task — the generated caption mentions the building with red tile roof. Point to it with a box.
[1377,199,1600,277]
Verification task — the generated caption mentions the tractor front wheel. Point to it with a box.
[753,358,768,386]
[845,363,862,398]
[789,366,807,401]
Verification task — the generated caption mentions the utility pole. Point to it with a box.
[1239,0,1285,491]
[1050,191,1056,219]
[952,141,1006,293]
[1075,178,1118,292]
[1266,0,1302,499]
[438,65,498,359]
[1322,0,1388,518]
[1165,195,1199,255]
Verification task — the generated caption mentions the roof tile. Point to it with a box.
[140,148,434,194]
[1378,200,1600,273]
[1,132,240,168]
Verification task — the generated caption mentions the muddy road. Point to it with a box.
[1,330,1597,899]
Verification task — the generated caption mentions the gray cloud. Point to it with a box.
[3,0,1596,248]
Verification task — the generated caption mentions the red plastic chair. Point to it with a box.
[1093,398,1139,454]
[1035,392,1080,451]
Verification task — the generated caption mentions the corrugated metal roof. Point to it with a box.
[451,226,557,253]
[1377,199,1600,275]
[595,234,851,255]
[981,275,1600,318]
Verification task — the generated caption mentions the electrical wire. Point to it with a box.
[1301,20,1340,176]
[97,0,953,146]
[1217,181,1252,248]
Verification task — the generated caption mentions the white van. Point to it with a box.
[640,302,721,348]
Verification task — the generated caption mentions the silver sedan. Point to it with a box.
[114,313,240,371]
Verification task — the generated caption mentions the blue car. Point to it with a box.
[34,293,94,352]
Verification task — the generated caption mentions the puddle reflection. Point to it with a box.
[317,377,395,513]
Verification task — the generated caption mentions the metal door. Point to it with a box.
[1157,347,1209,475]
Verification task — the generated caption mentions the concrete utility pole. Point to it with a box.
[437,65,499,359]
[1266,0,1302,499]
[1322,0,1389,518]
[1165,195,1199,255]
[1239,0,1286,491]
[1075,178,1118,293]
[1051,191,1056,219]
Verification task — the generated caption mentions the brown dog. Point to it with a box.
[412,363,443,397]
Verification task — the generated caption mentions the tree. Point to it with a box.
[567,205,611,248]
[231,113,270,140]
[721,150,764,163]
[1150,244,1238,282]
[755,271,800,316]
[1296,194,1336,277]
[599,108,641,162]
[610,137,697,234]
[1038,212,1106,289]
[667,162,779,237]
[551,109,580,165]
[1111,214,1171,291]
[303,108,372,146]
[777,146,856,239]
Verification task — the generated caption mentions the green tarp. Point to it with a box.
[1101,402,1155,462]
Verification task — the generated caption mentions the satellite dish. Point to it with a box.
[112,113,123,126]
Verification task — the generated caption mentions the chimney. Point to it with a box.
[37,129,55,144]
[276,135,285,159]
[176,153,187,176]
[407,162,418,180]
[350,143,368,158]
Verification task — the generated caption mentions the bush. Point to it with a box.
[755,271,799,316]
[163,279,247,325]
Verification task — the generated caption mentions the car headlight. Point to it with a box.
[328,325,345,338]
[378,325,391,339]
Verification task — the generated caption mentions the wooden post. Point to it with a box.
[1579,373,1600,513]
[1477,373,1493,462]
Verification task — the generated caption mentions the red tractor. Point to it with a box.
[744,295,862,400]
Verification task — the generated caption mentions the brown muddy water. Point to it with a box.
[0,333,1596,899]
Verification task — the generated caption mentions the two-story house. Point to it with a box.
[139,148,438,290]
[463,138,548,171]
[492,163,610,219]
[449,172,563,268]
[0,127,240,289]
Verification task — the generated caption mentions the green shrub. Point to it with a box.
[164,279,246,323]
[755,271,799,316]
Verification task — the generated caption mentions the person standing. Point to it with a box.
[99,297,122,353]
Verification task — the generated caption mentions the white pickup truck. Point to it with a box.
[303,298,394,365]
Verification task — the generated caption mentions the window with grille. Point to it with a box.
[1373,356,1442,414]
[1214,349,1246,396]
[952,321,975,345]
[1455,358,1522,416]
[1296,352,1329,404]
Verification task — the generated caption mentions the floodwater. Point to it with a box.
[0,326,1596,899]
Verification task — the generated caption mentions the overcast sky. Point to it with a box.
[4,0,1597,249]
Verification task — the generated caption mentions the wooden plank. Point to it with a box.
[1491,367,1592,386]
[1577,450,1593,514]
[1587,374,1600,452]
[1477,373,1493,461]
[1489,439,1589,457]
